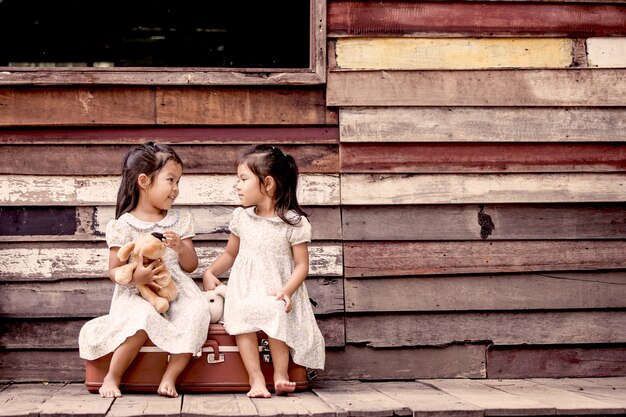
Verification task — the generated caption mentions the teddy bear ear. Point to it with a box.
[151,232,165,241]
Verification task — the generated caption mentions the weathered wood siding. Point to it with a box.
[2,0,626,382]
[325,0,626,380]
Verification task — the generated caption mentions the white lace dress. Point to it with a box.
[224,207,325,370]
[79,210,210,360]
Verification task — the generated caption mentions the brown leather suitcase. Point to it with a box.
[84,324,309,393]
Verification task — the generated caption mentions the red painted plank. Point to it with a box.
[328,1,626,37]
[340,143,626,173]
[0,126,339,145]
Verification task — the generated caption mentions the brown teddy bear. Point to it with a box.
[115,232,178,314]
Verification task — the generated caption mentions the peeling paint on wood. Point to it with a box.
[339,107,626,142]
[341,173,626,205]
[0,174,340,206]
[0,243,343,281]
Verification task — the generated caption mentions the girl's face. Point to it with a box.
[144,160,182,211]
[236,163,268,207]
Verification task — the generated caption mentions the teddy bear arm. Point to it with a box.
[117,242,135,262]
[114,261,137,285]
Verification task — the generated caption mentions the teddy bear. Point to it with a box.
[115,232,178,314]
[203,284,227,324]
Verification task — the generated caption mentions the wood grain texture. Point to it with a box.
[585,37,626,68]
[311,380,413,416]
[0,144,339,175]
[425,379,552,416]
[345,272,626,312]
[477,378,625,414]
[339,107,626,143]
[341,143,626,173]
[0,126,339,145]
[327,70,626,106]
[369,381,484,416]
[0,242,343,282]
[0,174,340,206]
[341,204,626,240]
[156,87,335,125]
[0,87,156,126]
[487,359,626,384]
[341,173,626,205]
[346,311,626,347]
[328,1,626,37]
[343,240,626,277]
[334,38,575,70]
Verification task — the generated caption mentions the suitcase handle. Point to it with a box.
[205,339,225,364]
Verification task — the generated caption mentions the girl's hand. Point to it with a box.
[133,254,164,291]
[163,231,182,254]
[202,271,221,290]
[274,290,293,313]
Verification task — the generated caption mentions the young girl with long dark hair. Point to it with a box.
[79,142,210,398]
[203,144,325,398]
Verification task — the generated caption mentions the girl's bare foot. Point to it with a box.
[157,379,179,398]
[274,379,296,396]
[99,376,122,398]
[247,375,271,398]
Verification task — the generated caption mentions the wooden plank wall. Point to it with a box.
[0,90,344,381]
[2,0,626,382]
[325,0,626,379]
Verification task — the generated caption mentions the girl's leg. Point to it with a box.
[236,333,271,398]
[268,337,296,395]
[158,353,192,398]
[100,330,148,398]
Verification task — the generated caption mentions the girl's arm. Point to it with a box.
[275,242,309,312]
[202,234,240,290]
[176,238,198,273]
[163,231,198,273]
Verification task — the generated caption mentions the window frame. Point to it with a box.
[0,0,326,86]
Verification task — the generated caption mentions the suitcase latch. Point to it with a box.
[207,353,225,364]
[260,338,272,363]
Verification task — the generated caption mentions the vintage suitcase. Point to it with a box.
[85,324,309,393]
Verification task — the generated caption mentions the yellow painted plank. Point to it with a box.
[0,174,340,206]
[341,173,626,205]
[587,37,626,68]
[335,38,574,70]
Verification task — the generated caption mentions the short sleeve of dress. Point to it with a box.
[289,216,312,246]
[178,210,196,240]
[229,207,244,237]
[105,219,127,248]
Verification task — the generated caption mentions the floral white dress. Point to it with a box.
[224,207,325,370]
[79,210,210,360]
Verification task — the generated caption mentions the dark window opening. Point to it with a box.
[0,0,310,68]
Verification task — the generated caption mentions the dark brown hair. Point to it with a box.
[115,142,183,219]
[238,144,307,225]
